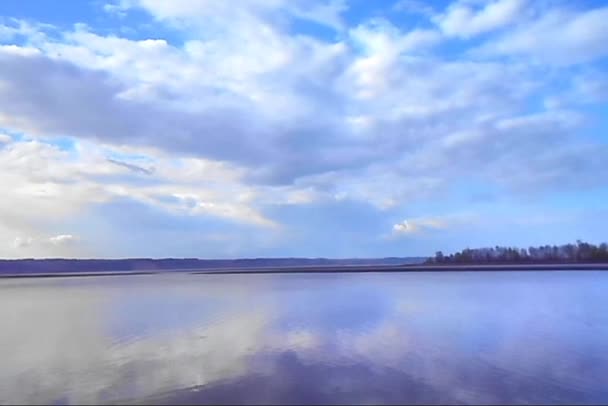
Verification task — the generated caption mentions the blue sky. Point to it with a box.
[0,0,607,258]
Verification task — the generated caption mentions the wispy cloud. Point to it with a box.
[48,234,77,245]
[12,234,79,250]
[473,5,608,64]
[434,0,526,38]
[0,132,11,144]
[393,217,447,235]
[107,158,154,175]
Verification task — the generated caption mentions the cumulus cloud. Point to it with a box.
[0,137,282,234]
[0,136,297,257]
[0,50,268,166]
[0,10,601,198]
[0,0,607,256]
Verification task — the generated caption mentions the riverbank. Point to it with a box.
[193,263,608,274]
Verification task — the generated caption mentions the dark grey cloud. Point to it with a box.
[0,52,270,163]
[0,51,376,186]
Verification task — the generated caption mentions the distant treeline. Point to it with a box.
[426,241,608,264]
[0,257,424,275]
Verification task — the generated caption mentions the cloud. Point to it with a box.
[390,212,482,238]
[11,234,79,252]
[0,19,52,42]
[118,0,348,31]
[545,71,608,108]
[0,132,11,143]
[0,1,607,257]
[102,3,128,18]
[0,12,600,201]
[48,234,77,245]
[107,158,154,175]
[393,0,435,17]
[0,32,373,185]
[0,50,269,166]
[435,0,526,38]
[0,137,287,257]
[393,217,447,235]
[288,0,349,32]
[475,6,608,64]
[394,108,608,196]
[12,236,34,249]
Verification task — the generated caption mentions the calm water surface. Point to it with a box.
[1,271,608,404]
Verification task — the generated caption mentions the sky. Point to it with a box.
[0,0,607,259]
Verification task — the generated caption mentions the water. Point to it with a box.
[1,271,608,405]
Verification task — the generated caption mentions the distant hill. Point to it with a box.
[0,257,426,275]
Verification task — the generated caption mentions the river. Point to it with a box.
[1,271,607,404]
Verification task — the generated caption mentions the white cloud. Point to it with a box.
[391,212,482,237]
[0,12,585,204]
[476,6,608,64]
[0,1,607,256]
[393,217,447,235]
[545,71,608,108]
[102,3,128,18]
[494,110,583,132]
[435,0,526,38]
[48,234,77,245]
[0,44,41,56]
[283,188,321,205]
[12,236,34,249]
[119,0,347,31]
[0,132,11,143]
[0,19,51,42]
[0,137,288,257]
[0,141,111,238]
[10,234,79,254]
[288,0,348,32]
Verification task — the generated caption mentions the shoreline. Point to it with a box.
[1,263,608,278]
[193,263,608,274]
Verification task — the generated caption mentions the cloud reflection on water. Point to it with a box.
[1,272,608,404]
